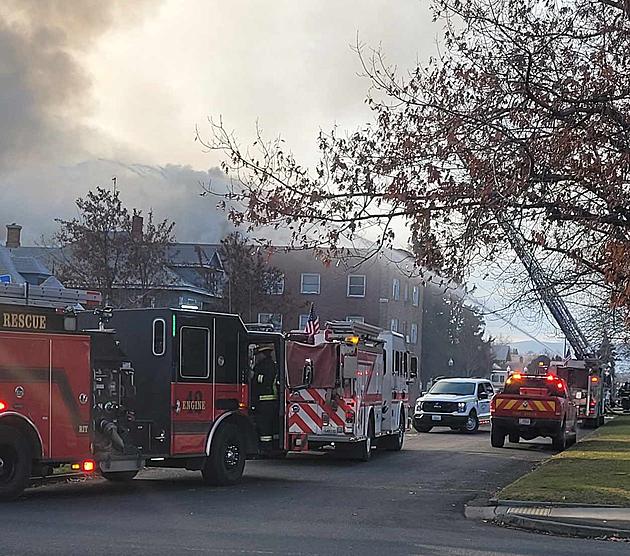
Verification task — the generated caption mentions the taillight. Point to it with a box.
[0,401,6,411]
[345,410,355,423]
[82,460,95,472]
[322,413,330,426]
[490,397,496,412]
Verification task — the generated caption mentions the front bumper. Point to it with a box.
[491,416,562,435]
[414,412,468,427]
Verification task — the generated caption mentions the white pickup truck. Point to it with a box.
[412,378,495,433]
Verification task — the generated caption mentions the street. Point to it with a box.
[0,427,619,556]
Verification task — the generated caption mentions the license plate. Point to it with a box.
[431,415,442,421]
[518,418,531,425]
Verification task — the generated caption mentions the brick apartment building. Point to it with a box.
[2,224,424,355]
[256,248,424,350]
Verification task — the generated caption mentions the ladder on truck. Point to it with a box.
[325,320,383,341]
[498,219,595,359]
[0,282,102,309]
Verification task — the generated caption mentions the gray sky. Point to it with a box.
[0,1,560,342]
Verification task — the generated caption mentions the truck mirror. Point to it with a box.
[303,358,313,387]
[478,392,488,400]
[410,356,418,379]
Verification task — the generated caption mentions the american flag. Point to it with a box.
[304,303,320,336]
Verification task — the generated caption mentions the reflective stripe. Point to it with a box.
[260,435,273,441]
[259,395,278,401]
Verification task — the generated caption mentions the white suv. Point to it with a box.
[413,378,495,433]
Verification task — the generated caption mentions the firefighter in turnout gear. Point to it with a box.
[252,345,279,444]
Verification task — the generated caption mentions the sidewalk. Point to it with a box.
[465,500,630,539]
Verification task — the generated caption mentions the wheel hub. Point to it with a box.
[224,444,240,469]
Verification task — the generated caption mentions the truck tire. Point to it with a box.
[552,421,567,451]
[490,426,505,448]
[101,470,139,482]
[461,411,479,434]
[380,412,405,451]
[355,418,375,462]
[202,424,246,486]
[0,426,32,501]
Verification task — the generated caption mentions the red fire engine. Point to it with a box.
[285,321,416,460]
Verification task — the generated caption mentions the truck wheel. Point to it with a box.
[381,412,405,451]
[101,470,139,482]
[508,434,519,444]
[490,427,505,448]
[202,424,246,486]
[413,423,432,433]
[0,426,32,501]
[355,418,375,462]
[462,411,479,434]
[552,421,567,451]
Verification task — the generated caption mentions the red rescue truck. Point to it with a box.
[285,321,416,460]
[490,371,578,450]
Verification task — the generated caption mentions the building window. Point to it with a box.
[258,312,283,332]
[404,282,409,302]
[410,323,418,344]
[298,314,310,330]
[265,274,285,295]
[390,318,399,332]
[347,275,366,297]
[346,315,365,323]
[392,278,400,301]
[402,321,408,335]
[301,273,320,294]
[412,286,420,307]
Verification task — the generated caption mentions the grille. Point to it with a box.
[423,401,458,413]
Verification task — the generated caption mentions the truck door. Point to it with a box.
[477,383,491,418]
[0,333,50,457]
[171,316,215,455]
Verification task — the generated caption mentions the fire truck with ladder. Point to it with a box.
[499,219,607,428]
[284,321,417,460]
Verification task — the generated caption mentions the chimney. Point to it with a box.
[5,223,22,248]
[131,214,144,241]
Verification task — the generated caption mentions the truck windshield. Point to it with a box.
[429,382,475,396]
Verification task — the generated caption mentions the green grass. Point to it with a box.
[498,416,630,506]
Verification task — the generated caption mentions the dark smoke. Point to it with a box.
[0,1,242,245]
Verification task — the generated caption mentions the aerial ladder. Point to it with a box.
[499,219,607,426]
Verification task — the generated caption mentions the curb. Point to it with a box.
[496,512,630,540]
[491,499,626,509]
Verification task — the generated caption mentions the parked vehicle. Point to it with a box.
[285,321,416,460]
[413,378,494,434]
[490,371,578,450]
[550,359,605,428]
[490,370,508,392]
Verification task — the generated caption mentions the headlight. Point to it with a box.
[458,402,466,412]
[415,401,423,412]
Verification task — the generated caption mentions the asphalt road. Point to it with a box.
[0,426,621,555]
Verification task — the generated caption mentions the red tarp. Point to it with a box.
[286,341,338,388]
